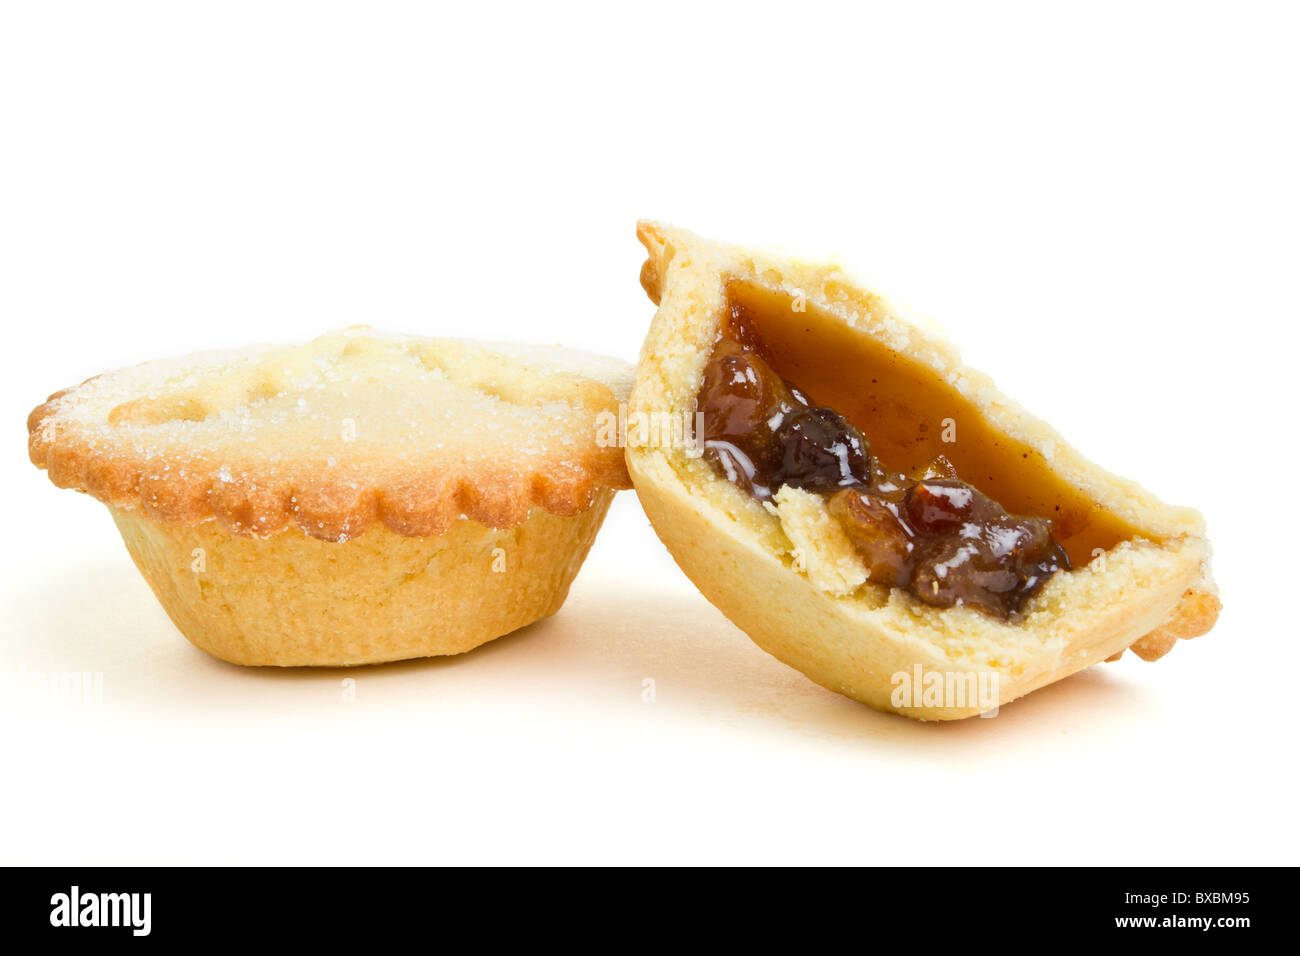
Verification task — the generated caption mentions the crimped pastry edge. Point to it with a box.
[28,332,634,541]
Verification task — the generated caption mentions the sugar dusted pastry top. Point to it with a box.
[28,328,633,540]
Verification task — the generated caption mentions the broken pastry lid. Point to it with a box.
[628,221,1218,720]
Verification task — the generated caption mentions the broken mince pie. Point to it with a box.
[629,222,1219,719]
[28,328,632,666]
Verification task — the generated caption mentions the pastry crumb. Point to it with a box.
[773,485,867,596]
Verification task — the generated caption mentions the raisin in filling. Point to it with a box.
[696,328,1070,620]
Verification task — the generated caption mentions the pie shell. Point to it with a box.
[29,329,632,666]
[110,493,612,666]
[628,222,1219,719]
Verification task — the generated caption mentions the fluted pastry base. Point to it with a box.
[109,490,613,666]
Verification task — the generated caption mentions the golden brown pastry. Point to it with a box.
[28,327,633,666]
[628,222,1218,719]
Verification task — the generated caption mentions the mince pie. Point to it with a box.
[628,222,1218,719]
[28,328,632,666]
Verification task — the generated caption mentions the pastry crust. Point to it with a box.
[628,221,1219,719]
[29,328,633,540]
[29,329,633,666]
[111,494,613,666]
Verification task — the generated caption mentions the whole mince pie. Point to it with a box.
[628,221,1219,719]
[27,328,633,666]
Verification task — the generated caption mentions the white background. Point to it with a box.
[2,1,1296,865]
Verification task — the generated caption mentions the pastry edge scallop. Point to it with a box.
[628,221,1219,719]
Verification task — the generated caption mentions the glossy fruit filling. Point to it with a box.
[696,297,1076,620]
